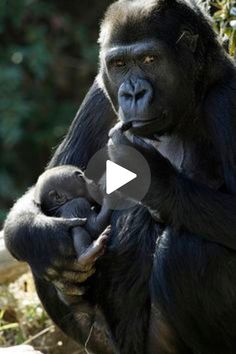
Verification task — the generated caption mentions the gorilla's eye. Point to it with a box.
[113,59,126,67]
[143,55,156,64]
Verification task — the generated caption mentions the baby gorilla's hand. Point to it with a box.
[76,225,111,273]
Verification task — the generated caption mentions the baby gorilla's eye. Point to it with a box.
[113,59,126,67]
[143,55,156,64]
[48,190,67,204]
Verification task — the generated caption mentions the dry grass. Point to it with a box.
[0,272,85,354]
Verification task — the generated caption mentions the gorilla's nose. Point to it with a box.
[118,79,153,119]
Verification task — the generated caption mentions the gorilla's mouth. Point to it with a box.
[124,114,168,137]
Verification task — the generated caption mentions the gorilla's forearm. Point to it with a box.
[3,187,83,269]
[34,276,86,341]
[143,166,236,250]
[35,270,119,354]
[112,130,236,250]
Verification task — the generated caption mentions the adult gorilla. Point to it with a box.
[4,0,236,353]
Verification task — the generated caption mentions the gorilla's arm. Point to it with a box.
[110,105,236,251]
[4,188,86,265]
[3,79,116,347]
[143,165,236,250]
[4,78,115,265]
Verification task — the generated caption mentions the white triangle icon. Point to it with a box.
[106,160,137,195]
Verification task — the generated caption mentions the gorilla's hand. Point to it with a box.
[108,123,177,223]
[109,122,175,177]
[108,122,134,146]
[32,215,95,296]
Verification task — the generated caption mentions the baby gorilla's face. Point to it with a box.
[48,166,89,207]
[34,165,92,215]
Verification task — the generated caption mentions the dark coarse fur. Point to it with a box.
[3,0,236,353]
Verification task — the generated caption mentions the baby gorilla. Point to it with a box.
[34,165,112,275]
[34,166,118,353]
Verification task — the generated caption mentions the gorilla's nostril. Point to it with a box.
[136,90,147,100]
[123,92,133,100]
[122,90,147,101]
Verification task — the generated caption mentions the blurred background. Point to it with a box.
[0,0,235,352]
[0,0,112,226]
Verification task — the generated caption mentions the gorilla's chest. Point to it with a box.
[156,135,224,189]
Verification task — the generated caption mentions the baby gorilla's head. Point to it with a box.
[34,165,89,215]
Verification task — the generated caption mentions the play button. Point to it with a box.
[106,160,137,194]
[85,144,151,210]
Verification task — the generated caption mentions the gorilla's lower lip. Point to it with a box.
[125,115,168,137]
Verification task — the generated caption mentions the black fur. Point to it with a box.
[4,0,236,353]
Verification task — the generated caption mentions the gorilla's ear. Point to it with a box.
[176,29,199,52]
[205,78,236,193]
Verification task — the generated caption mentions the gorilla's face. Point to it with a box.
[99,0,201,137]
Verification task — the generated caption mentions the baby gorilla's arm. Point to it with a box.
[58,197,91,219]
[57,197,110,272]
[73,225,110,271]
[86,202,112,238]
[59,226,110,306]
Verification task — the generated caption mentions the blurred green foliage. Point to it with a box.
[0,0,111,225]
[0,0,235,226]
[211,0,236,56]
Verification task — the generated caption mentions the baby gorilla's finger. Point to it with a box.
[77,232,110,267]
[94,230,110,249]
[101,225,112,237]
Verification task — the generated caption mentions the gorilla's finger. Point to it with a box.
[61,267,96,283]
[45,267,59,280]
[60,267,96,283]
[108,121,123,137]
[76,267,96,282]
[59,217,87,228]
[35,214,86,228]
[53,280,85,295]
[63,258,93,272]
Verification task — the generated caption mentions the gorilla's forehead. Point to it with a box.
[99,0,200,48]
[100,13,177,48]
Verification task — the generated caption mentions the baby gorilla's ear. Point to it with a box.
[74,170,84,179]
[48,190,67,204]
